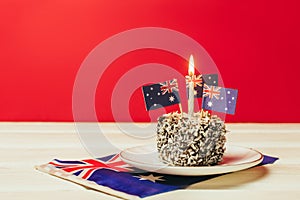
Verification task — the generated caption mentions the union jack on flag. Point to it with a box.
[49,154,132,179]
[160,79,179,95]
[186,74,203,87]
[203,84,221,99]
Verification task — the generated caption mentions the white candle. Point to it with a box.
[187,55,195,116]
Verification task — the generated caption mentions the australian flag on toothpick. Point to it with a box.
[202,84,238,114]
[142,79,180,111]
[186,74,218,98]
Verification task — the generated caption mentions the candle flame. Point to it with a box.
[188,55,195,76]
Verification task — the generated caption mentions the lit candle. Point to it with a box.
[187,55,195,116]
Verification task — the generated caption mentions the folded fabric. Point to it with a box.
[36,154,278,199]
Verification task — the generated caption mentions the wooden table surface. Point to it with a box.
[1,122,299,200]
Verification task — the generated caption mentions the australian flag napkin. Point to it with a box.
[36,153,278,199]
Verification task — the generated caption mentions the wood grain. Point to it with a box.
[0,123,299,199]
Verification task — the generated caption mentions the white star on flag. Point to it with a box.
[169,96,175,102]
[207,101,213,107]
[136,174,165,183]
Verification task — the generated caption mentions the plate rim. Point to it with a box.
[120,144,264,175]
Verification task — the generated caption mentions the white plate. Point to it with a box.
[120,144,263,176]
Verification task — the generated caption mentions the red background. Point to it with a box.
[1,0,300,122]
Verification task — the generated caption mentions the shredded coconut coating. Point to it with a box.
[157,111,227,166]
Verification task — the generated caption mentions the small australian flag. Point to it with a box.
[142,79,180,111]
[201,84,238,114]
[186,74,218,98]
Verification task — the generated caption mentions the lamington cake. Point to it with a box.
[156,110,227,166]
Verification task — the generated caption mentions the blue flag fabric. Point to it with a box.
[142,79,180,110]
[37,153,278,199]
[202,84,238,114]
[186,74,218,98]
